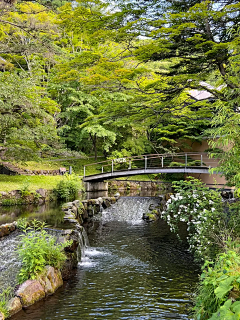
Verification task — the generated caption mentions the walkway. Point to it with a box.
[83,153,218,182]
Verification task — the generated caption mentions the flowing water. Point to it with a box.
[0,231,21,293]
[10,196,200,320]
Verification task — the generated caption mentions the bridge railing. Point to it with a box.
[83,153,219,177]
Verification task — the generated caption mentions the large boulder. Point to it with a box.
[16,280,45,307]
[36,188,47,198]
[38,266,63,295]
[6,297,22,317]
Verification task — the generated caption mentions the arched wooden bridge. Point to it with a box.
[83,153,218,183]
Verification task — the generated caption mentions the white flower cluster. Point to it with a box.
[162,187,221,260]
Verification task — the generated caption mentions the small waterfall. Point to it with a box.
[82,228,90,247]
[76,226,90,264]
[101,197,161,224]
[76,226,108,268]
[0,233,21,294]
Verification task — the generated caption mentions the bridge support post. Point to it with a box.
[84,181,108,192]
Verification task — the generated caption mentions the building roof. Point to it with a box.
[188,81,223,101]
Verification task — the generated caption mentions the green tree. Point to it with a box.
[0,72,59,160]
[208,31,240,190]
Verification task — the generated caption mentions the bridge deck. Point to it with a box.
[83,153,218,183]
[83,166,210,182]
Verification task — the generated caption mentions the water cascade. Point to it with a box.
[0,232,21,294]
[101,196,161,224]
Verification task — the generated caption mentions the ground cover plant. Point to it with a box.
[194,246,240,320]
[0,288,12,318]
[17,219,71,283]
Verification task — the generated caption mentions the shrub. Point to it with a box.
[17,217,29,231]
[161,177,226,261]
[0,288,12,318]
[17,221,71,283]
[53,173,81,200]
[194,244,240,320]
[20,178,31,197]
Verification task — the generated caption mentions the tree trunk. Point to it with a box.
[90,133,98,161]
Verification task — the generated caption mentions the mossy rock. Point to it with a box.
[143,212,158,222]
[79,202,84,210]
[151,209,160,216]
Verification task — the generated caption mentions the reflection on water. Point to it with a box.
[12,197,199,320]
[0,202,65,227]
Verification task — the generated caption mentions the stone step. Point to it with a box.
[0,162,33,175]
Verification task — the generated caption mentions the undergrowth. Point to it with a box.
[194,244,240,320]
[53,173,83,200]
[0,288,12,318]
[17,219,72,283]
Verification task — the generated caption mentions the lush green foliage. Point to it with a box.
[208,31,240,192]
[194,247,240,320]
[17,220,71,283]
[0,72,59,160]
[53,173,82,200]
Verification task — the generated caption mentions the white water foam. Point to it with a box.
[78,256,97,268]
[78,248,110,268]
[85,248,109,257]
[101,197,160,224]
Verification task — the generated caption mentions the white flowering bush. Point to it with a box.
[161,178,225,261]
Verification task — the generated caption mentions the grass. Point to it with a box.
[17,160,60,171]
[17,157,106,176]
[0,175,64,192]
[0,156,105,192]
[62,157,105,175]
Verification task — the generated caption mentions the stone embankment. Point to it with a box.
[108,180,171,191]
[0,222,16,238]
[0,162,65,176]
[62,196,119,225]
[0,188,49,206]
[5,266,63,318]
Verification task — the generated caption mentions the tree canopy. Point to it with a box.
[0,0,240,188]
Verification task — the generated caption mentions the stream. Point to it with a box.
[8,196,200,320]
